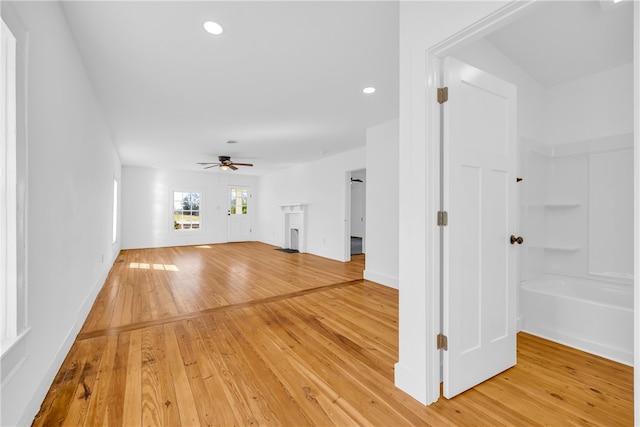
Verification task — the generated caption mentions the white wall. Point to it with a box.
[0,2,121,426]
[364,119,399,288]
[545,63,634,145]
[397,0,510,405]
[121,166,258,249]
[255,147,365,262]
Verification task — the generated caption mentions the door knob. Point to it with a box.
[510,235,524,245]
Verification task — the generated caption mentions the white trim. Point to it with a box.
[0,326,30,386]
[112,177,118,244]
[363,270,398,289]
[633,0,639,423]
[1,18,18,347]
[344,172,352,262]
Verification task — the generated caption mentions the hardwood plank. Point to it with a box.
[34,243,634,426]
[163,323,200,426]
[83,334,118,426]
[61,337,106,426]
[122,329,142,426]
[182,317,242,426]
[76,279,363,341]
[34,339,97,427]
[106,331,130,426]
[149,324,182,426]
[140,327,163,427]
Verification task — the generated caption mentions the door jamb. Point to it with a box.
[344,171,352,262]
[422,0,539,405]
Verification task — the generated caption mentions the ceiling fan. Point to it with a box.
[197,156,253,171]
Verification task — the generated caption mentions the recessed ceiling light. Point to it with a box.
[363,87,376,94]
[204,21,224,35]
[226,140,238,144]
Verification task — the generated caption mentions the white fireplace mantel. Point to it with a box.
[280,203,305,213]
[280,204,305,252]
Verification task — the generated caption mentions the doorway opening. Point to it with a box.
[429,0,636,403]
[348,169,366,258]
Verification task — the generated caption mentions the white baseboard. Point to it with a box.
[364,270,398,289]
[18,324,78,426]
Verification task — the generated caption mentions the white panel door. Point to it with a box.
[442,56,518,399]
[227,186,251,242]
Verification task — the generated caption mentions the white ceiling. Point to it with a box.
[62,1,633,176]
[485,0,633,87]
[61,1,399,175]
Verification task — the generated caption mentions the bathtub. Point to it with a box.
[520,274,633,366]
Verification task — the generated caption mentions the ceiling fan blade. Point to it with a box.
[203,164,219,169]
[197,162,217,165]
[228,164,238,171]
[231,163,253,167]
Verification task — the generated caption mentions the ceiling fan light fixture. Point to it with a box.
[203,21,224,35]
[220,165,229,171]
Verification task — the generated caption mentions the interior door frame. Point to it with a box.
[422,0,542,405]
[423,0,639,411]
[344,171,352,262]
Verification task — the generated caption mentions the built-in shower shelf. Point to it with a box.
[527,202,581,209]
[543,202,581,208]
[528,244,580,252]
[543,245,580,252]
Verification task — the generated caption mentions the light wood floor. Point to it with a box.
[33,242,633,426]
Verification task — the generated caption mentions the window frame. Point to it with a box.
[171,189,203,232]
[1,17,18,349]
[228,186,249,216]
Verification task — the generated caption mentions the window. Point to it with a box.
[1,18,17,346]
[229,187,248,215]
[112,178,118,243]
[173,191,201,230]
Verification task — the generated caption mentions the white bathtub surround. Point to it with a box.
[521,274,633,366]
[280,204,305,253]
[520,134,634,285]
[519,134,634,365]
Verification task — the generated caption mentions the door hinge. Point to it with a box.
[437,211,448,227]
[437,87,449,104]
[437,333,448,350]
